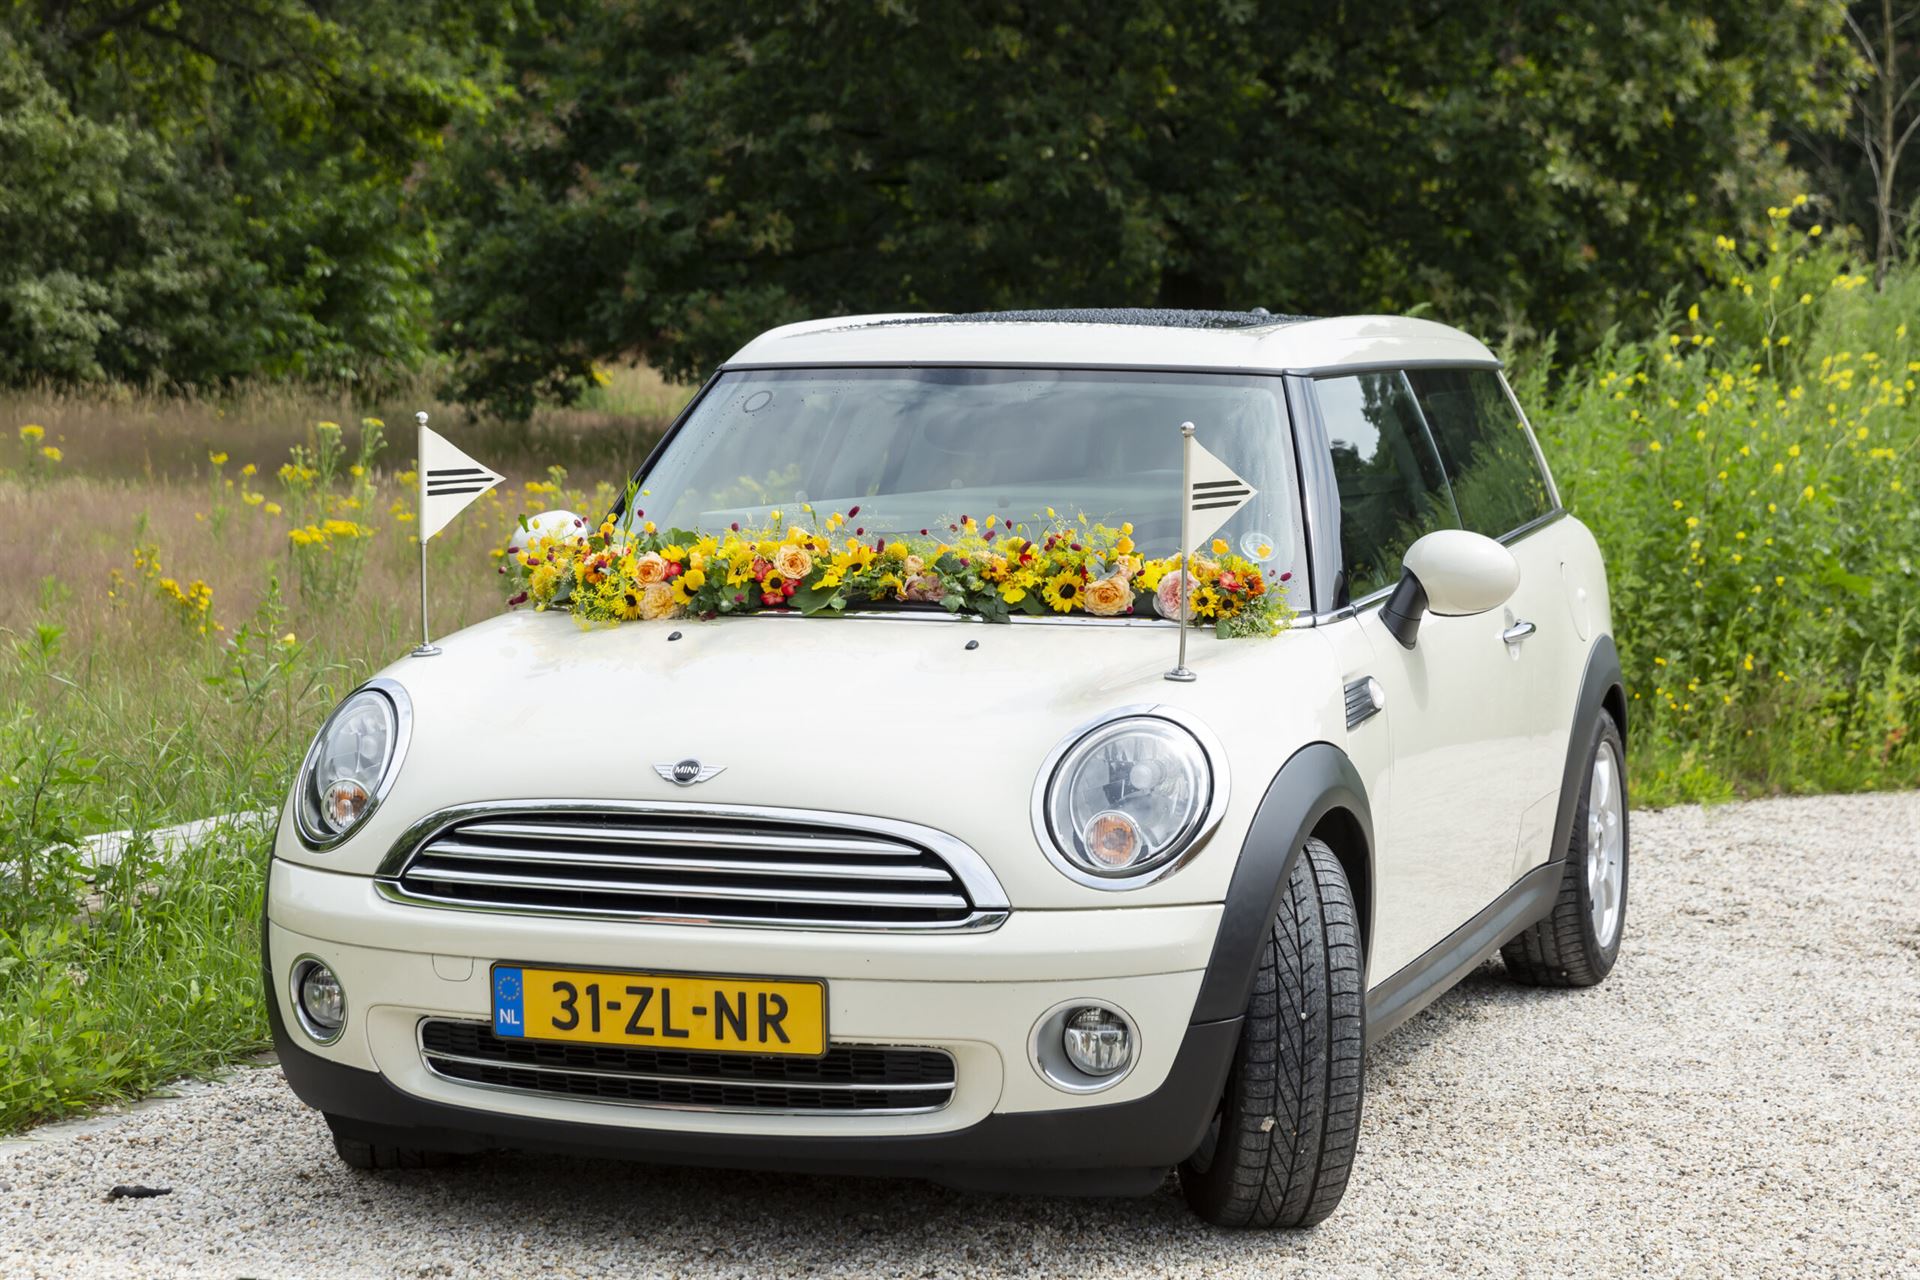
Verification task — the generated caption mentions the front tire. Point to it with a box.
[1180,838,1365,1229]
[1502,715,1628,987]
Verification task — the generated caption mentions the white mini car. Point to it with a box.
[267,309,1628,1228]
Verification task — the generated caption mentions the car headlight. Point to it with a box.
[1033,709,1226,888]
[294,679,411,848]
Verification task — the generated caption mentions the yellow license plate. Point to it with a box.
[490,964,826,1056]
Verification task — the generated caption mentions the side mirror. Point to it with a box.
[1379,530,1519,650]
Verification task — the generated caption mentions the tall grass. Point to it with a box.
[0,377,676,1131]
[1525,212,1920,802]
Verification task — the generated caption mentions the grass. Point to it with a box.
[1522,213,1920,803]
[2,222,1917,1131]
[0,366,683,1132]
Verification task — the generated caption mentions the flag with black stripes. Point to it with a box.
[1184,436,1257,552]
[418,423,505,540]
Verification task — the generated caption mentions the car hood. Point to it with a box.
[296,609,1343,907]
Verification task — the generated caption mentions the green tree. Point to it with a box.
[0,1,520,388]
[435,0,1853,415]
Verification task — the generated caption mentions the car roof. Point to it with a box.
[721,308,1499,374]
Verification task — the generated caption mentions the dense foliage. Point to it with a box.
[0,1,517,388]
[436,0,1854,412]
[1529,214,1919,799]
[0,0,1885,412]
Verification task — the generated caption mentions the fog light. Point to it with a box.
[1061,1006,1132,1077]
[293,958,346,1043]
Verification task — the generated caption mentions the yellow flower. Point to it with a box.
[209,451,228,465]
[683,569,707,590]
[19,424,44,442]
[1041,571,1084,612]
[1211,538,1229,556]
[999,583,1028,604]
[264,502,282,515]
[40,445,62,463]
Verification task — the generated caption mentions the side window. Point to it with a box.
[1405,369,1554,536]
[1315,372,1458,602]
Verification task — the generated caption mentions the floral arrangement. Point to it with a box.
[505,507,1292,637]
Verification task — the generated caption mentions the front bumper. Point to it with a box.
[267,859,1238,1192]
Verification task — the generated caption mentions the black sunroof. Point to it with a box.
[868,308,1312,330]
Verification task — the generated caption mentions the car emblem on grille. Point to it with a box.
[655,759,724,786]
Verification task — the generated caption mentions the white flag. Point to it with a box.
[1184,436,1257,552]
[418,421,504,540]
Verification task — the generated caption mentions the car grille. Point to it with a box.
[417,1020,956,1114]
[380,806,1005,931]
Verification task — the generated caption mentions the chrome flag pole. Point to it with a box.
[411,411,441,658]
[1165,421,1198,683]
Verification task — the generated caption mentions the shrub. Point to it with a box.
[1533,212,1919,803]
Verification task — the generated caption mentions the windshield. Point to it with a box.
[626,367,1303,584]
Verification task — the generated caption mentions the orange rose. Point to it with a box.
[636,582,679,620]
[772,544,813,579]
[632,552,669,585]
[1082,575,1134,616]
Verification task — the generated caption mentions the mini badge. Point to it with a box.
[655,759,724,786]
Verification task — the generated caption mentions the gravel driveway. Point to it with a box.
[4,793,1917,1278]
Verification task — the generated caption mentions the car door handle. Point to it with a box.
[1502,619,1537,645]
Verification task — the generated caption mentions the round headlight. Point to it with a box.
[295,681,409,848]
[1037,712,1221,887]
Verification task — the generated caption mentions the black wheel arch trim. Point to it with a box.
[1550,633,1625,865]
[1190,741,1373,1025]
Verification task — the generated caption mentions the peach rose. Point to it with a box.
[771,544,814,579]
[1082,574,1134,616]
[632,552,669,585]
[1153,571,1200,620]
[636,582,679,620]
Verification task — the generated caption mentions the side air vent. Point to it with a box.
[1345,677,1385,729]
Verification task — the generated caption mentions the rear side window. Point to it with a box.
[1404,369,1554,536]
[1315,372,1458,601]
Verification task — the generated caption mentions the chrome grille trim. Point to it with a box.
[416,1020,956,1116]
[376,800,1009,933]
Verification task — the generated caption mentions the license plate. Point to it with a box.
[489,964,827,1057]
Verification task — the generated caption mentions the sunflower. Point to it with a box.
[1190,585,1222,618]
[615,589,644,620]
[1211,588,1245,618]
[1042,571,1083,612]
